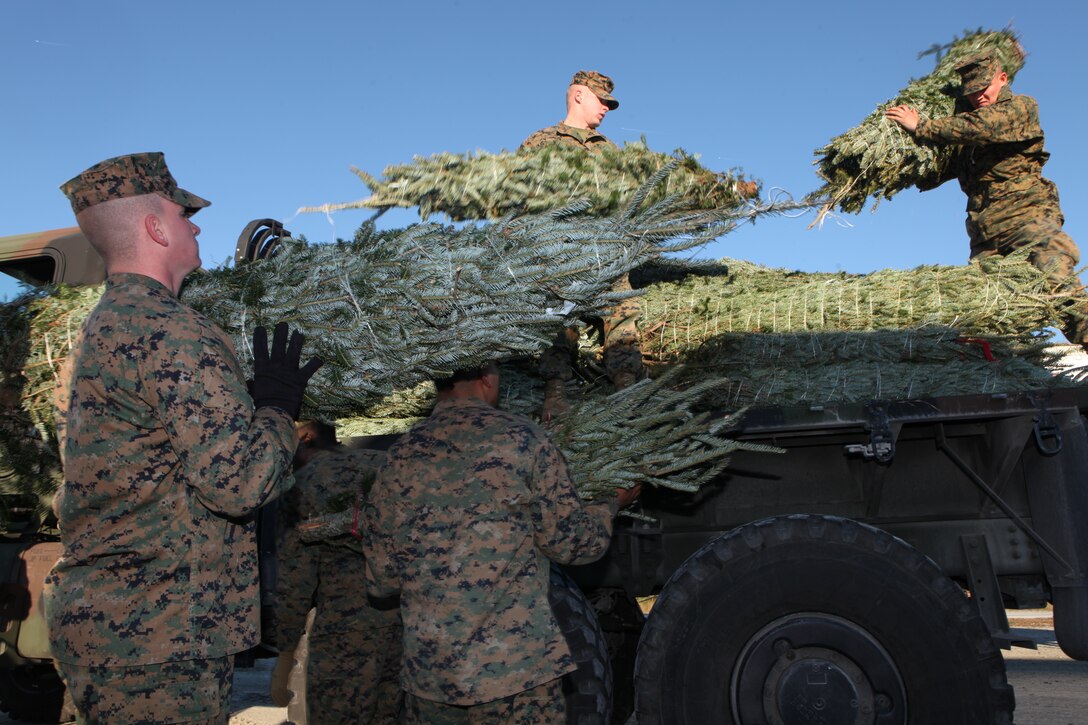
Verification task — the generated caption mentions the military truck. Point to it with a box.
[571,385,1088,724]
[4,223,1088,724]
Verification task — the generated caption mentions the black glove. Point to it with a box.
[251,322,323,419]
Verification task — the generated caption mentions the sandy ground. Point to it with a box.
[1002,609,1088,725]
[228,658,287,725]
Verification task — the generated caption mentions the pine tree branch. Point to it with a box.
[299,141,763,221]
[809,28,1025,218]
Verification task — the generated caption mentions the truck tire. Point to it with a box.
[634,514,1014,725]
[1052,586,1088,660]
[0,664,76,724]
[550,565,613,725]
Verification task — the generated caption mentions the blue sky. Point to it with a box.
[2,1,1083,307]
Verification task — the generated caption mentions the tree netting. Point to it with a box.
[298,141,762,221]
[664,328,1077,409]
[810,28,1025,218]
[638,250,1075,359]
[316,250,1087,442]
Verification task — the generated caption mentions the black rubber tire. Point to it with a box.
[634,514,1015,725]
[0,664,77,723]
[550,565,613,725]
[1052,586,1088,660]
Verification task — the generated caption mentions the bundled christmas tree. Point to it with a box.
[299,141,762,221]
[639,250,1076,359]
[18,196,793,425]
[0,289,64,515]
[2,193,808,517]
[665,327,1078,408]
[810,28,1025,218]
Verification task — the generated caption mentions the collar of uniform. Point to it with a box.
[556,122,601,143]
[433,396,493,411]
[105,272,175,297]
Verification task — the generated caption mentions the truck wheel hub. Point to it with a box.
[732,613,906,724]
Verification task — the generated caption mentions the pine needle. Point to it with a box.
[299,141,762,221]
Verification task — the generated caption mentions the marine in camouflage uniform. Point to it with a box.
[361,363,622,723]
[42,152,320,724]
[521,70,619,152]
[522,71,645,406]
[520,121,616,151]
[270,425,403,724]
[888,54,1087,344]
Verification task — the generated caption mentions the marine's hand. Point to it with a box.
[251,322,324,419]
[885,105,920,133]
[735,180,760,198]
[616,483,642,509]
[270,649,295,706]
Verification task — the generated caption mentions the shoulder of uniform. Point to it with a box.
[521,124,563,148]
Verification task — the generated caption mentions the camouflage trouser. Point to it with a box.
[54,656,232,724]
[538,273,645,415]
[306,617,404,724]
[404,677,564,724]
[538,328,579,420]
[970,214,1088,344]
[602,273,645,389]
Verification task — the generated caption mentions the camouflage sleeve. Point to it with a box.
[520,128,554,150]
[269,487,319,651]
[361,492,401,600]
[529,440,616,565]
[915,150,960,191]
[914,95,1041,146]
[151,318,297,518]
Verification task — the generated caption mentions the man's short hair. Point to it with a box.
[60,152,211,217]
[434,362,499,391]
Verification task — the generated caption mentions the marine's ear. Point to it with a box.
[144,213,168,248]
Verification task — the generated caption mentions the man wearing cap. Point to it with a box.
[521,71,645,410]
[42,152,323,723]
[521,70,619,152]
[268,420,403,724]
[362,362,637,724]
[886,54,1087,345]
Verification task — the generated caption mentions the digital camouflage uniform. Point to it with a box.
[520,121,616,152]
[912,55,1086,343]
[44,272,298,723]
[271,446,403,725]
[520,70,620,153]
[521,71,645,396]
[362,396,617,721]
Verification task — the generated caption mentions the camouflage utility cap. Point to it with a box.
[955,54,1003,95]
[571,70,618,109]
[61,152,211,216]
